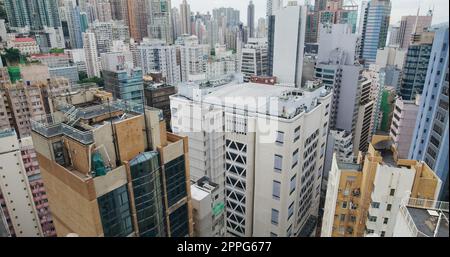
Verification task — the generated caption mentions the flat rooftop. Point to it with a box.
[407,207,449,237]
[337,162,362,171]
[176,80,330,119]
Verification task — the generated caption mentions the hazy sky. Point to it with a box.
[172,0,449,25]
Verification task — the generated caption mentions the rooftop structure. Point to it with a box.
[394,198,449,237]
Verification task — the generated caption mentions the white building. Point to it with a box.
[376,45,407,70]
[170,77,331,237]
[82,32,101,78]
[269,2,306,86]
[65,48,87,73]
[91,20,130,54]
[177,35,210,82]
[240,38,268,82]
[138,39,181,85]
[191,177,226,237]
[7,37,40,55]
[0,130,43,237]
[390,97,420,159]
[0,19,8,42]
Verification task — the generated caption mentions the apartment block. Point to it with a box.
[144,79,176,131]
[409,26,449,201]
[191,177,226,237]
[171,76,331,237]
[390,97,420,159]
[0,130,43,237]
[240,38,268,82]
[30,88,193,237]
[321,135,441,237]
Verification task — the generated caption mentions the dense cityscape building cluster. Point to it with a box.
[0,0,448,238]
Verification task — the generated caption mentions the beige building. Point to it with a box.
[321,135,442,237]
[30,88,194,237]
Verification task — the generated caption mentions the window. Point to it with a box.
[341,201,348,209]
[383,218,389,224]
[368,216,377,222]
[287,225,293,237]
[371,202,380,209]
[389,189,395,196]
[290,175,296,195]
[292,149,299,168]
[340,214,346,222]
[276,131,284,144]
[273,181,281,200]
[271,209,279,225]
[274,155,283,172]
[381,231,386,237]
[288,202,294,220]
[294,126,300,142]
[367,229,374,234]
[386,204,392,211]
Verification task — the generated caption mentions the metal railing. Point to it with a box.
[406,198,449,212]
[61,124,94,145]
[399,198,450,237]
[0,129,16,138]
[31,114,66,138]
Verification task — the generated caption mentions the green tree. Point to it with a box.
[1,48,22,65]
[78,71,88,80]
[78,76,105,87]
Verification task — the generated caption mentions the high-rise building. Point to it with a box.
[256,18,266,38]
[30,90,194,237]
[321,135,442,237]
[359,0,391,67]
[409,26,449,201]
[240,38,268,82]
[180,0,191,35]
[65,2,84,49]
[143,78,176,130]
[315,24,361,134]
[176,35,209,82]
[91,20,130,54]
[171,7,182,41]
[190,177,226,237]
[127,0,148,41]
[398,13,433,49]
[388,23,401,46]
[390,97,420,159]
[103,66,144,107]
[138,39,181,85]
[247,1,255,38]
[5,0,61,30]
[109,0,129,21]
[398,31,435,101]
[147,0,173,44]
[82,32,101,77]
[0,130,44,237]
[95,0,113,22]
[268,2,306,86]
[170,78,331,237]
[266,0,283,18]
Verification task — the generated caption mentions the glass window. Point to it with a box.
[274,155,283,172]
[383,218,389,224]
[371,202,380,208]
[389,189,395,196]
[341,201,348,209]
[386,204,392,211]
[292,149,299,168]
[273,181,281,200]
[290,175,296,195]
[288,202,294,220]
[276,131,284,144]
[271,209,279,225]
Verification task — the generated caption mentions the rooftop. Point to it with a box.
[13,37,35,43]
[403,198,449,237]
[175,78,330,120]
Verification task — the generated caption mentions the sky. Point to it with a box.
[172,0,449,26]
